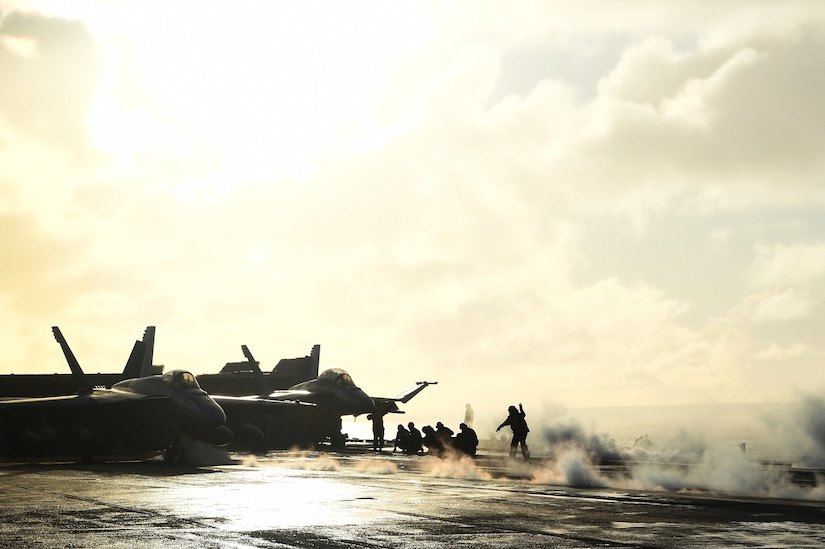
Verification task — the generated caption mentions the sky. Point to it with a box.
[2,1,825,426]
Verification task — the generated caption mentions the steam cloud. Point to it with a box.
[531,397,825,500]
[224,397,825,502]
[771,397,825,468]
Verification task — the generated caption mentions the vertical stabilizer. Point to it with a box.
[120,340,148,381]
[309,344,320,379]
[270,344,320,384]
[242,345,271,397]
[141,326,156,377]
[51,326,93,394]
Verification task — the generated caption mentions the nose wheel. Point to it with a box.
[163,445,187,463]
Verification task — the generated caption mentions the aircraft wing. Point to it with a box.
[0,391,167,408]
[393,381,437,403]
[372,381,437,414]
[214,394,316,407]
[213,394,316,419]
[211,393,318,451]
[0,394,94,407]
[264,390,316,400]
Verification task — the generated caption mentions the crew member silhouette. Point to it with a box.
[464,403,474,427]
[496,403,530,460]
[435,421,454,447]
[393,424,410,453]
[422,425,445,457]
[454,422,478,457]
[367,412,385,451]
[406,422,423,455]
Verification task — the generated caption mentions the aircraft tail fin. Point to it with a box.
[241,345,271,397]
[119,326,153,381]
[309,344,320,379]
[51,326,93,394]
[140,326,155,377]
[120,340,147,380]
[270,344,320,384]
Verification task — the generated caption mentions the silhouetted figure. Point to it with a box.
[633,434,652,450]
[435,421,454,449]
[496,403,530,460]
[406,422,423,455]
[464,403,474,427]
[393,424,410,453]
[367,412,385,451]
[422,425,445,457]
[454,422,478,457]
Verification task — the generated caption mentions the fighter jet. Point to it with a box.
[125,330,313,451]
[0,327,230,462]
[216,346,436,448]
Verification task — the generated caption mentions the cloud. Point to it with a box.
[1,2,825,412]
[752,342,810,361]
[0,213,79,313]
[557,32,825,215]
[748,242,825,288]
[751,289,814,322]
[0,11,102,150]
[707,227,731,253]
[371,21,825,238]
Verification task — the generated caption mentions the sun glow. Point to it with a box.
[80,2,433,190]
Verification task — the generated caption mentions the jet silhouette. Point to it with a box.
[0,327,229,462]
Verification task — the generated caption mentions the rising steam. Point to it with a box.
[531,397,825,500]
[219,397,825,501]
[421,449,493,480]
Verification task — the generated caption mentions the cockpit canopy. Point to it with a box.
[318,368,355,387]
[112,369,204,397]
[162,370,202,390]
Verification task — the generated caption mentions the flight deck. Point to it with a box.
[2,447,824,548]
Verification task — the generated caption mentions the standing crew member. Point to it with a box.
[496,403,530,460]
[368,412,385,451]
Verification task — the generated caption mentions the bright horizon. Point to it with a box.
[2,1,825,424]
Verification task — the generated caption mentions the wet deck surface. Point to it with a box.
[2,448,825,548]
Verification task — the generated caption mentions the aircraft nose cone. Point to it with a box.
[355,390,375,415]
[339,387,375,415]
[203,397,227,429]
[185,392,226,430]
